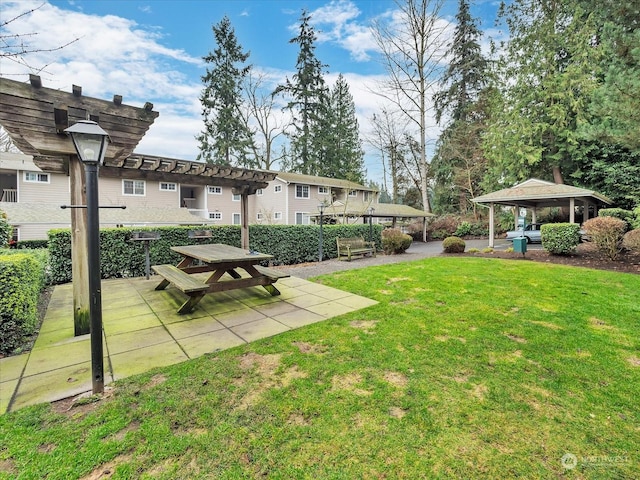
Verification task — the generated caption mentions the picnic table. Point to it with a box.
[152,244,289,314]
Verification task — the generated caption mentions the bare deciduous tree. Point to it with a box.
[0,2,80,75]
[371,0,449,238]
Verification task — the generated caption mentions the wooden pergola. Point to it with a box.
[472,179,612,247]
[0,76,275,334]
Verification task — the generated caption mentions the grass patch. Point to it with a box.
[1,257,639,478]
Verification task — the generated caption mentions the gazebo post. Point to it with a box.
[531,208,537,224]
[489,203,495,248]
[569,198,575,223]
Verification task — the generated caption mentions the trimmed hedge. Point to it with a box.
[0,210,11,248]
[0,250,49,354]
[48,224,383,284]
[541,223,581,255]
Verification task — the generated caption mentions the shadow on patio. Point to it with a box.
[0,275,377,413]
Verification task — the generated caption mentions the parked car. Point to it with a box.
[506,223,544,243]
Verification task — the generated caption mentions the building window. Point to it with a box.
[274,212,282,220]
[209,212,222,220]
[318,186,329,194]
[159,182,176,191]
[208,186,222,194]
[232,213,241,225]
[24,172,49,183]
[257,212,263,221]
[232,193,241,202]
[348,190,357,198]
[275,185,282,193]
[295,212,310,225]
[256,188,263,196]
[123,179,145,196]
[364,191,372,202]
[295,184,310,199]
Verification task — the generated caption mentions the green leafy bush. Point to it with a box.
[0,210,11,248]
[541,223,581,255]
[16,239,48,249]
[442,236,465,253]
[583,216,627,260]
[0,252,48,354]
[48,224,383,284]
[632,206,640,230]
[599,208,634,231]
[381,228,412,254]
[622,229,640,253]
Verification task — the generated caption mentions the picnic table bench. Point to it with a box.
[152,244,289,314]
[336,236,376,261]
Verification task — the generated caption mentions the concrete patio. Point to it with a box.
[0,274,377,414]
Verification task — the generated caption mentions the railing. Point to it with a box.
[1,189,17,202]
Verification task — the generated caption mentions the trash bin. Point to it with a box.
[513,237,527,255]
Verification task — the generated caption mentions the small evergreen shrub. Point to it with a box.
[442,236,465,253]
[583,216,627,260]
[382,228,412,254]
[482,247,494,253]
[468,247,480,253]
[541,223,581,255]
[632,206,640,230]
[0,210,11,248]
[599,208,634,231]
[427,215,460,240]
[505,247,514,253]
[622,229,640,253]
[454,221,473,237]
[17,239,48,249]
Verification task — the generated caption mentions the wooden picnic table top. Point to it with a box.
[171,243,273,265]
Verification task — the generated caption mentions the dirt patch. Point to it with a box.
[389,406,407,419]
[505,333,527,343]
[383,371,408,388]
[239,352,282,374]
[530,320,563,331]
[627,356,640,367]
[0,459,18,476]
[287,413,311,426]
[80,454,133,480]
[349,320,378,334]
[470,383,488,400]
[51,387,115,418]
[331,373,372,396]
[292,341,326,355]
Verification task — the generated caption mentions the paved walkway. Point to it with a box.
[1,239,520,413]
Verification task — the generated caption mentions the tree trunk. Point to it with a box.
[70,155,90,336]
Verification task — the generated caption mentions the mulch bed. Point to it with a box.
[467,243,640,275]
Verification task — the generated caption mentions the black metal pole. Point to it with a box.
[85,163,104,394]
[144,240,151,280]
[318,211,324,262]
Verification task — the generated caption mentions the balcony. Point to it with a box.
[1,189,17,202]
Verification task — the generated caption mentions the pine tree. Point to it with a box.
[322,74,365,182]
[431,0,489,215]
[197,16,254,166]
[276,10,329,175]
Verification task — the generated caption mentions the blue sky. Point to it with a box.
[1,0,504,182]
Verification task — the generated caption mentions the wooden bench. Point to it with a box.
[336,236,376,261]
[152,264,210,314]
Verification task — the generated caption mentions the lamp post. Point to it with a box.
[318,203,325,262]
[64,120,109,394]
[368,207,375,243]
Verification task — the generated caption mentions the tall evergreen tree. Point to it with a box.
[197,16,254,166]
[431,0,489,214]
[321,74,365,182]
[483,0,599,187]
[276,10,329,175]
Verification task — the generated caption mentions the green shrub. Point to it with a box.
[454,221,472,237]
[468,247,480,253]
[381,228,412,254]
[427,215,459,240]
[599,208,634,231]
[541,223,581,255]
[442,236,465,253]
[0,252,48,354]
[583,216,627,260]
[0,210,11,248]
[47,224,383,284]
[17,239,49,249]
[632,206,640,230]
[622,229,640,253]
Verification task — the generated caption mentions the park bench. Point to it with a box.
[151,264,210,314]
[336,236,376,261]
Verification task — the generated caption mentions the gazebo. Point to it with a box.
[472,179,612,247]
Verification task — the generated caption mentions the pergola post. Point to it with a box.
[583,200,590,223]
[69,155,90,336]
[240,193,249,250]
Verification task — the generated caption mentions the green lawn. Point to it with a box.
[1,257,639,479]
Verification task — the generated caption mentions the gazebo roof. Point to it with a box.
[320,201,433,218]
[472,179,612,208]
